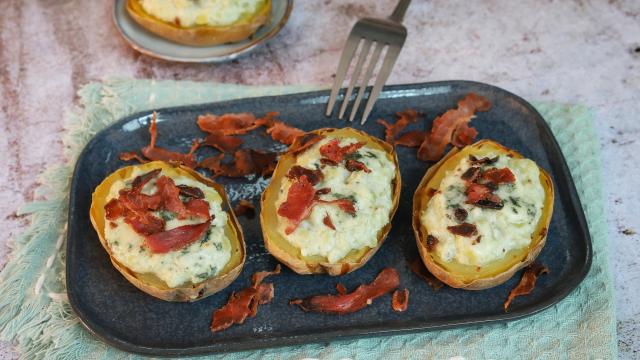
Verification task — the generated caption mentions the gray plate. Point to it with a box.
[113,0,293,63]
[67,81,592,356]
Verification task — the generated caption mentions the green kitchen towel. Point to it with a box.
[0,79,616,359]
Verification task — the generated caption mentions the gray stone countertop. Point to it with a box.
[0,0,638,358]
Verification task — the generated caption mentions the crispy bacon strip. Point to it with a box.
[277,176,317,235]
[125,213,165,236]
[469,155,498,165]
[138,113,199,168]
[267,121,305,146]
[394,130,427,148]
[233,199,256,219]
[481,168,516,185]
[210,265,281,332]
[504,263,549,312]
[201,133,243,153]
[319,139,365,164]
[144,221,210,253]
[177,184,204,199]
[198,150,278,178]
[465,183,503,209]
[447,222,478,237]
[288,134,324,155]
[409,259,444,291]
[317,198,356,216]
[417,93,491,161]
[451,122,479,148]
[391,289,409,312]
[290,268,400,315]
[119,151,148,163]
[197,112,269,136]
[377,109,419,144]
[286,165,324,185]
[345,159,371,173]
[322,213,336,230]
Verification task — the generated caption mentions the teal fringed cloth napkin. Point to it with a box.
[0,79,617,359]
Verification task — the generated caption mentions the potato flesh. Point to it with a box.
[139,0,267,27]
[421,152,544,266]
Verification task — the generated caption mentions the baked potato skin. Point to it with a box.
[412,140,554,290]
[90,161,245,302]
[261,128,402,276]
[126,0,271,46]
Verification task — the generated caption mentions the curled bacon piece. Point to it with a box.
[322,213,336,230]
[233,199,256,219]
[286,165,324,185]
[277,176,316,235]
[290,268,400,315]
[417,93,491,161]
[469,155,498,165]
[481,168,516,185]
[391,288,409,312]
[119,151,148,163]
[288,134,324,156]
[410,259,444,291]
[504,263,549,312]
[267,121,305,146]
[319,139,365,164]
[210,265,281,333]
[345,159,371,173]
[335,283,347,295]
[377,109,419,144]
[144,221,211,253]
[317,198,356,216]
[199,150,278,178]
[394,130,426,148]
[177,184,204,199]
[447,222,478,237]
[197,112,269,136]
[137,113,199,168]
[465,183,503,209]
[201,133,243,153]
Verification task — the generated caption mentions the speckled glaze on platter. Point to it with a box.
[66,81,592,356]
[112,0,294,63]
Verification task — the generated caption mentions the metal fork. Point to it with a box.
[325,0,410,124]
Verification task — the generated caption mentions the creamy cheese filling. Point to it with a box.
[421,153,544,266]
[275,136,396,263]
[104,168,231,288]
[139,0,266,27]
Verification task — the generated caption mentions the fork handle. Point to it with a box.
[388,0,411,23]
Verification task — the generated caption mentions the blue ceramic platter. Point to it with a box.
[67,81,592,356]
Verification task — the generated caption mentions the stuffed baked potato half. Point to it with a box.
[126,0,272,46]
[413,140,554,290]
[261,128,401,275]
[90,161,245,302]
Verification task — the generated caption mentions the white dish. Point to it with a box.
[113,0,293,63]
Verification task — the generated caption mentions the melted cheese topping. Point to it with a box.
[275,137,396,263]
[139,0,266,27]
[421,153,544,266]
[104,168,231,288]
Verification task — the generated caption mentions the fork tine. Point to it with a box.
[360,45,402,124]
[338,39,372,119]
[325,34,361,117]
[348,42,384,122]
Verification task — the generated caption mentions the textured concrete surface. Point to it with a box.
[1,0,639,358]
